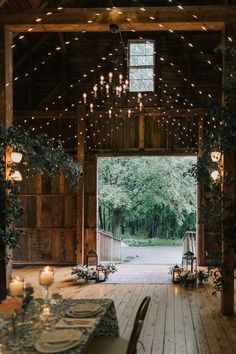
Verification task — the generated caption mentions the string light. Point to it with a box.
[12,4,225,151]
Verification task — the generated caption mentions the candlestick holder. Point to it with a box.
[8,276,25,297]
[39,266,54,304]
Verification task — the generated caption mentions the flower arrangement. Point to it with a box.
[72,263,118,282]
[196,270,209,284]
[0,297,22,317]
[98,263,117,279]
[72,265,98,282]
[169,266,209,287]
[179,270,197,287]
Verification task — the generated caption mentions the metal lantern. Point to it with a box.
[182,251,197,272]
[172,264,181,283]
[96,265,106,283]
[86,249,98,267]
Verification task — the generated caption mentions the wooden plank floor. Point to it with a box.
[13,267,236,354]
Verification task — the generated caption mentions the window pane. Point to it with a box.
[130,68,153,80]
[129,40,155,92]
[145,43,154,55]
[130,55,153,66]
[130,43,147,55]
[130,79,154,92]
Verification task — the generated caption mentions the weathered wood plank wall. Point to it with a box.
[13,30,222,265]
[13,175,77,264]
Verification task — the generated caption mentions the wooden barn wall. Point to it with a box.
[86,114,200,152]
[13,174,77,264]
[12,29,222,265]
[13,31,222,113]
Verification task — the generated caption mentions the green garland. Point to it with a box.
[186,76,236,293]
[0,123,82,250]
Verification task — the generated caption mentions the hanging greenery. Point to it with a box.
[0,123,82,250]
[186,62,236,293]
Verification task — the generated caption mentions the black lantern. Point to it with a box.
[172,264,181,283]
[86,249,98,267]
[182,251,197,272]
[96,265,106,283]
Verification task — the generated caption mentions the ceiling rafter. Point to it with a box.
[1,6,232,32]
[14,33,52,69]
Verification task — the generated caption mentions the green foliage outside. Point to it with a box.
[98,156,196,245]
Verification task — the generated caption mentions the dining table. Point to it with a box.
[0,297,119,353]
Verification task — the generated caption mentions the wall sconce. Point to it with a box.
[11,152,23,164]
[11,170,22,181]
[210,170,220,181]
[210,151,221,163]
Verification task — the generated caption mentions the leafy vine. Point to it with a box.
[186,70,236,293]
[0,123,82,251]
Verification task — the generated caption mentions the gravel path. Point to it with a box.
[121,246,182,264]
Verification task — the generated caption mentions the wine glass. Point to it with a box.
[39,266,54,304]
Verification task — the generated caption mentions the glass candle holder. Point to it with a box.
[8,276,24,297]
[39,266,54,303]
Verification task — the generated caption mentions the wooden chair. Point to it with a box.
[83,296,151,354]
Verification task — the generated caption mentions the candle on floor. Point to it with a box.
[9,276,24,296]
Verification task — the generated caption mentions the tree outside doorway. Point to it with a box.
[97,156,196,263]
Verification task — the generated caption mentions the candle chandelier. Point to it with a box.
[82,72,144,118]
[81,24,144,118]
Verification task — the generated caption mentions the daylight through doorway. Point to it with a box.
[97,156,197,270]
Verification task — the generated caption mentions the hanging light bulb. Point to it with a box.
[90,103,94,112]
[100,75,104,85]
[11,152,22,163]
[119,74,123,84]
[83,93,87,104]
[139,102,143,111]
[128,109,131,118]
[122,84,127,93]
[11,170,22,181]
[125,79,129,88]
[108,109,112,118]
[115,86,119,96]
[137,93,142,103]
[211,170,220,181]
[93,85,98,97]
[211,151,221,162]
[108,72,113,83]
[105,84,110,95]
[118,86,122,97]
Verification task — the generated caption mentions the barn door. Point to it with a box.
[13,174,77,265]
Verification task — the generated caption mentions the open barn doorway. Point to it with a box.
[97,156,197,283]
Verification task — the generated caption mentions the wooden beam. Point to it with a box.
[14,33,52,70]
[14,108,206,120]
[196,117,205,266]
[0,6,232,32]
[5,22,224,33]
[0,0,7,8]
[138,114,145,149]
[58,33,67,53]
[14,110,76,119]
[221,152,235,315]
[0,26,13,300]
[76,106,85,264]
[220,21,235,316]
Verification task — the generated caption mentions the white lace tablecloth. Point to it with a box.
[0,298,119,353]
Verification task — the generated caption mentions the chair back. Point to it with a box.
[126,296,151,354]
